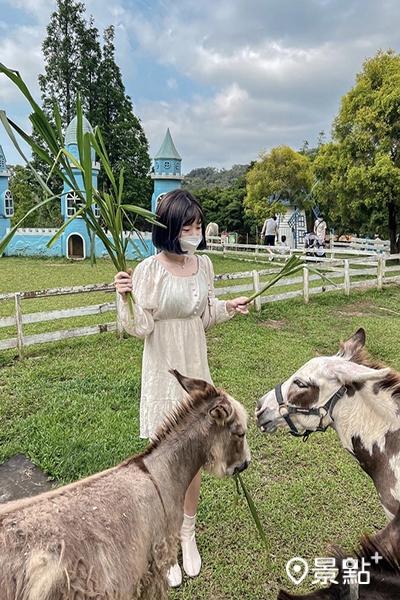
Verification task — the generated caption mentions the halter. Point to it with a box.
[274,382,347,441]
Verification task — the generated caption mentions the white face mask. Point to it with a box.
[179,235,203,255]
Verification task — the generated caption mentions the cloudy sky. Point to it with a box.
[1,0,400,173]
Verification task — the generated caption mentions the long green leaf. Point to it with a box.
[234,472,270,561]
[246,254,335,303]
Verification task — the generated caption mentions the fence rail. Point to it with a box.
[1,254,400,358]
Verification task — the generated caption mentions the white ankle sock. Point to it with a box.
[181,513,201,577]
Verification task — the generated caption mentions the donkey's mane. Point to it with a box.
[131,385,225,462]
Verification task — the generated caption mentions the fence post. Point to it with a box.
[303,267,309,304]
[377,255,385,291]
[252,270,261,311]
[344,260,350,296]
[14,292,24,359]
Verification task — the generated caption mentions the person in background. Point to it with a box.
[114,189,250,588]
[275,234,289,254]
[261,215,279,246]
[314,214,327,244]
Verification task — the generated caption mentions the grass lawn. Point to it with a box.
[1,255,399,599]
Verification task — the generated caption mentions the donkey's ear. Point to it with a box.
[326,360,391,385]
[337,328,366,359]
[209,399,233,425]
[169,369,216,396]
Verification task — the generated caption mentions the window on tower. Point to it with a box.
[164,161,170,169]
[4,190,14,217]
[66,191,82,217]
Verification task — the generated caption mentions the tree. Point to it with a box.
[313,49,400,251]
[244,145,313,223]
[30,2,151,228]
[95,25,152,221]
[194,172,257,240]
[31,0,102,221]
[183,164,249,191]
[9,165,63,228]
[38,0,101,127]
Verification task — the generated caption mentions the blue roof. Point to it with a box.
[64,116,93,146]
[154,128,181,160]
[0,145,6,172]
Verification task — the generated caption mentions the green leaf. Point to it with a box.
[246,254,336,303]
[234,472,270,560]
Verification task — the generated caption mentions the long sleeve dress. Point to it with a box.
[119,254,234,439]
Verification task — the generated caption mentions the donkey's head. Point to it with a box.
[256,328,391,438]
[170,370,251,478]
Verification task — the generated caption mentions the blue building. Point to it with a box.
[0,145,14,243]
[151,127,183,213]
[0,124,183,259]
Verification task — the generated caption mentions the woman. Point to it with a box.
[114,189,250,586]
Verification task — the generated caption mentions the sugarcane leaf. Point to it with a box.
[246,254,336,303]
[234,472,270,558]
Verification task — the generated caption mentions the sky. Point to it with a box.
[1,0,400,174]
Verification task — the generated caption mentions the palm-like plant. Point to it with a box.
[0,64,162,311]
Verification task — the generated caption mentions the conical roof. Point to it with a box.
[0,145,6,172]
[64,116,93,146]
[154,128,181,160]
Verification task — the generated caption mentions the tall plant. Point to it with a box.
[0,64,161,309]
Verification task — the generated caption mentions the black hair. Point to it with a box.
[152,189,207,254]
[281,235,286,242]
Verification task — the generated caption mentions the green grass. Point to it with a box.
[1,255,399,599]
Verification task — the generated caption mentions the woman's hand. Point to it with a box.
[114,269,133,300]
[226,296,252,315]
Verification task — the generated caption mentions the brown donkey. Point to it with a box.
[0,370,250,600]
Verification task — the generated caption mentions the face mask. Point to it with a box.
[179,235,203,255]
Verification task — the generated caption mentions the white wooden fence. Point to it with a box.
[206,235,390,260]
[1,254,400,358]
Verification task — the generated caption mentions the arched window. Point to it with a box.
[4,190,13,217]
[66,191,82,217]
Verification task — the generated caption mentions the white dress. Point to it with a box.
[120,254,233,439]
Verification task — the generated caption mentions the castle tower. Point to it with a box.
[62,116,100,259]
[151,128,183,213]
[0,145,13,242]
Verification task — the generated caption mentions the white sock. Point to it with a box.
[181,513,201,577]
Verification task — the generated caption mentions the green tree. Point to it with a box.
[313,49,400,251]
[9,165,63,228]
[95,25,152,221]
[31,0,102,221]
[28,1,151,228]
[184,164,249,191]
[244,145,313,223]
[195,173,257,241]
[38,0,101,126]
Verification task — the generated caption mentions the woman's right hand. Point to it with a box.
[114,269,133,298]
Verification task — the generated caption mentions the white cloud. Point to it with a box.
[2,0,400,171]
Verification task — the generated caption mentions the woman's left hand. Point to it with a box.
[227,296,252,315]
